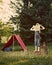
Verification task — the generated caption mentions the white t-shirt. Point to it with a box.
[30,24,45,32]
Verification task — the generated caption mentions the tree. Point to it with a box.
[10,0,24,33]
[2,23,14,36]
[9,0,52,44]
[0,21,3,43]
[0,20,14,43]
[0,0,18,43]
[20,0,52,44]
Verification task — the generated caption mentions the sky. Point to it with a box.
[0,0,24,31]
[0,0,18,23]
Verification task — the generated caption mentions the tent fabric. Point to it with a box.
[2,36,13,51]
[2,34,27,51]
[14,35,27,51]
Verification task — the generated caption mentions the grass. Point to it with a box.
[0,43,52,65]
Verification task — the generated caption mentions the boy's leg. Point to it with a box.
[37,39,40,51]
[38,46,40,51]
[35,45,37,51]
[35,37,37,51]
[37,39,41,54]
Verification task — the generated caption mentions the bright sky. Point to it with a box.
[0,0,17,23]
[0,0,24,31]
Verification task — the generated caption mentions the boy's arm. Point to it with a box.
[30,25,36,31]
[40,25,45,30]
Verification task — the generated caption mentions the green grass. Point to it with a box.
[0,43,52,65]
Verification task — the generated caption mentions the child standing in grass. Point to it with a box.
[30,23,45,54]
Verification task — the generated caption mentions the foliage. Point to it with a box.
[0,20,14,43]
[0,21,3,43]
[0,22,13,36]
[0,21,3,34]
[2,24,14,36]
[20,0,52,43]
[10,0,52,43]
[10,0,24,34]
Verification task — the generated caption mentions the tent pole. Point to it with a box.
[13,35,14,51]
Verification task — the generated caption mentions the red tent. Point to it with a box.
[2,34,27,51]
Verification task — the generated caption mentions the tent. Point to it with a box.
[2,34,27,51]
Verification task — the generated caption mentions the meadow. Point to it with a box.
[0,43,52,65]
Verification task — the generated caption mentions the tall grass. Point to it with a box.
[0,43,52,65]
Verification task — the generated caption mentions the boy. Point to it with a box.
[30,23,45,53]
